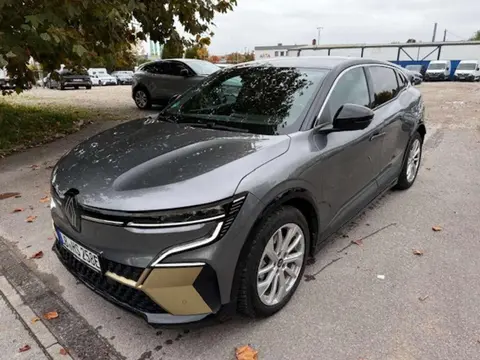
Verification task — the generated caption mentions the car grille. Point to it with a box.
[55,242,164,314]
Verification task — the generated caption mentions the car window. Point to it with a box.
[168,62,190,76]
[324,67,370,121]
[368,66,399,108]
[396,70,408,89]
[144,62,167,74]
[164,66,328,135]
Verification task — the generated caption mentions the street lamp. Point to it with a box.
[316,27,323,45]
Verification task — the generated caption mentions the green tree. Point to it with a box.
[469,30,480,41]
[0,0,237,93]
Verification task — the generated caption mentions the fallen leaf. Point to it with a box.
[432,226,442,232]
[59,348,68,355]
[15,194,22,198]
[304,274,316,282]
[26,215,37,223]
[45,165,54,169]
[31,317,40,324]
[0,192,20,200]
[235,345,258,360]
[30,251,44,259]
[412,249,424,256]
[19,345,31,352]
[419,295,430,302]
[30,164,39,170]
[12,208,25,213]
[352,239,363,247]
[48,237,53,240]
[426,167,431,170]
[43,311,59,320]
[39,195,50,203]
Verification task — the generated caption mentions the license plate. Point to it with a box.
[73,79,82,82]
[59,232,102,272]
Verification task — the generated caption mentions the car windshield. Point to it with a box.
[457,63,476,70]
[428,63,446,70]
[406,65,422,72]
[162,65,328,135]
[184,61,220,75]
[116,71,133,75]
[62,69,88,76]
[97,73,110,77]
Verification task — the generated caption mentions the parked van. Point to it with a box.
[87,68,117,86]
[454,60,480,81]
[425,60,451,81]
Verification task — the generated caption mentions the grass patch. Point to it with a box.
[0,102,89,156]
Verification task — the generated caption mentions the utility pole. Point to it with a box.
[432,22,438,42]
[443,29,447,42]
[316,27,323,46]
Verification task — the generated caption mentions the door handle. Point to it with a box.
[369,132,386,141]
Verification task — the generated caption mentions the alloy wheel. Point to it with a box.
[257,223,305,306]
[406,138,421,183]
[135,90,148,109]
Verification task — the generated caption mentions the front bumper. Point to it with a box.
[51,193,261,324]
[63,81,91,87]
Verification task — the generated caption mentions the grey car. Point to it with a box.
[132,58,220,109]
[51,57,425,325]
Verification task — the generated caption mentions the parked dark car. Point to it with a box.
[51,57,425,325]
[132,59,220,109]
[47,69,92,90]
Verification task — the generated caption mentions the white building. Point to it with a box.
[254,43,307,60]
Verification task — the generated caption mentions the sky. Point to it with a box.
[207,0,480,54]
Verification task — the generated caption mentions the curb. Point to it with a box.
[0,276,73,360]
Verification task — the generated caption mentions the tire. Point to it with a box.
[86,86,91,90]
[134,88,152,109]
[237,206,310,318]
[394,131,423,190]
[74,86,79,89]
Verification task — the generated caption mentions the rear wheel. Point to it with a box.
[237,206,309,318]
[86,85,91,90]
[74,86,79,89]
[134,88,152,109]
[394,132,423,190]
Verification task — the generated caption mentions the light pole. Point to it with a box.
[316,26,323,45]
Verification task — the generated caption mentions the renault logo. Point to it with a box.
[64,193,81,232]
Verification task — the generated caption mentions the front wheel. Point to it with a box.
[134,88,152,109]
[394,132,423,190]
[237,206,309,318]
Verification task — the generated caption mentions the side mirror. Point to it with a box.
[180,69,190,77]
[446,67,450,71]
[477,67,480,71]
[168,94,180,104]
[332,104,374,131]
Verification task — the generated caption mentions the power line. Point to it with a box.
[446,30,468,41]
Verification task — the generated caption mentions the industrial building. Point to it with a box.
[254,41,480,78]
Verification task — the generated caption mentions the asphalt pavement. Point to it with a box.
[1,117,479,359]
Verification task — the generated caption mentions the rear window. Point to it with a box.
[61,69,88,76]
[183,61,220,75]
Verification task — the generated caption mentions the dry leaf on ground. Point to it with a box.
[30,251,44,259]
[39,195,50,203]
[26,215,37,223]
[412,249,424,256]
[19,345,31,352]
[12,208,25,213]
[0,192,20,200]
[236,345,258,360]
[352,239,363,247]
[30,164,40,170]
[31,317,40,324]
[432,226,442,232]
[48,237,53,240]
[43,311,59,320]
[59,348,68,355]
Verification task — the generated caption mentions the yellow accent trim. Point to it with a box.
[140,267,211,316]
[105,271,137,288]
[136,268,152,287]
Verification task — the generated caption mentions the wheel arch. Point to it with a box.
[416,123,426,143]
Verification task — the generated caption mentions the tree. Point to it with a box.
[184,44,209,60]
[162,34,185,59]
[208,55,221,63]
[0,0,237,93]
[469,30,480,41]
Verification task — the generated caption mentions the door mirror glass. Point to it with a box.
[332,104,374,131]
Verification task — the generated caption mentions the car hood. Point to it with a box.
[52,118,290,211]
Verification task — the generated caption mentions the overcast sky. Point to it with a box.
[208,0,480,54]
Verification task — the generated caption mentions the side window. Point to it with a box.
[144,62,167,74]
[324,67,370,121]
[274,51,279,57]
[368,66,400,107]
[168,62,190,76]
[397,70,408,89]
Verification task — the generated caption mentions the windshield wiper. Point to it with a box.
[180,122,249,133]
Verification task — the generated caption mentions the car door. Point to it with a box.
[165,61,204,96]
[365,66,410,191]
[141,62,169,100]
[311,66,383,235]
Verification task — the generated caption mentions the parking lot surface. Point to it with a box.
[0,82,479,360]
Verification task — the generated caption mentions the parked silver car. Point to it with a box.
[111,71,134,85]
[132,59,220,109]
